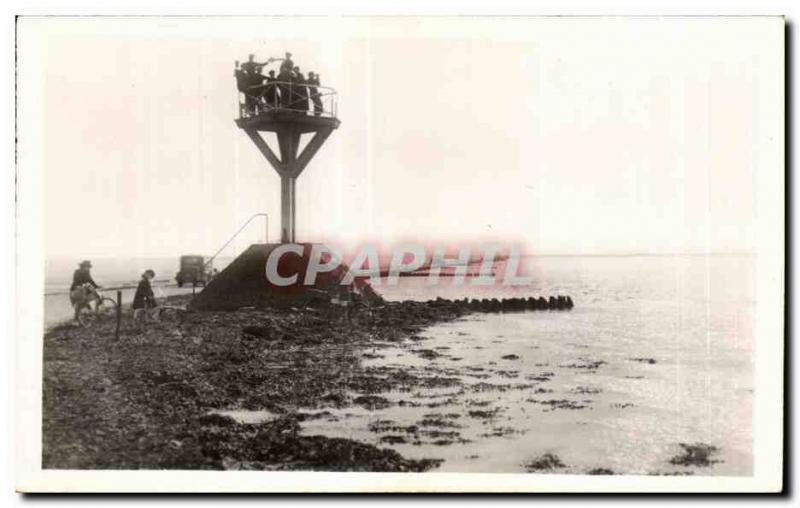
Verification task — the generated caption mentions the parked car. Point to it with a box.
[176,255,214,287]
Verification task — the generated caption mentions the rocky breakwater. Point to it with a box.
[425,295,574,313]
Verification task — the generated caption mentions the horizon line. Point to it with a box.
[43,251,756,261]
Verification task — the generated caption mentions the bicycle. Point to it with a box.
[75,287,119,327]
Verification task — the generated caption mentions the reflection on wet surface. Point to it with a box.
[217,308,750,474]
[213,256,754,474]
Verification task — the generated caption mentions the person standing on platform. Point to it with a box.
[292,67,309,113]
[236,54,273,115]
[236,59,264,115]
[264,70,278,108]
[278,52,294,76]
[234,61,249,93]
[277,60,294,109]
[307,72,323,116]
[234,61,256,115]
[247,64,268,113]
[242,53,269,74]
[275,52,296,109]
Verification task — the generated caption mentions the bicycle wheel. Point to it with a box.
[158,306,186,323]
[77,298,118,327]
[77,307,100,327]
[98,297,118,310]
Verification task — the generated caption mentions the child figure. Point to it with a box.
[132,269,159,325]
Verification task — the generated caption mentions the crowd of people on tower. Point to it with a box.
[235,52,325,116]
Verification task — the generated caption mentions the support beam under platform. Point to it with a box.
[280,176,296,243]
[238,110,339,243]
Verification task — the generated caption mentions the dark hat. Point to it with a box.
[79,260,92,268]
[144,269,155,277]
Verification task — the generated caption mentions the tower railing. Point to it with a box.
[238,81,338,120]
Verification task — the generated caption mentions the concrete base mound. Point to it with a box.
[191,243,355,311]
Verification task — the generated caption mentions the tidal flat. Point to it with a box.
[43,293,735,474]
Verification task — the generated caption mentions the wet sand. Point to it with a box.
[42,294,742,474]
[286,313,749,475]
[42,295,464,470]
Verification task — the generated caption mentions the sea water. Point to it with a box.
[348,254,755,474]
[45,254,755,474]
[207,255,753,474]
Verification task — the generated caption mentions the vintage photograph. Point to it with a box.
[15,16,784,492]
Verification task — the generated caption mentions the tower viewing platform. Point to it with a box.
[235,80,340,132]
[193,55,351,310]
[235,76,340,243]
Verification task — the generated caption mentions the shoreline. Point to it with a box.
[42,294,471,471]
[42,292,735,474]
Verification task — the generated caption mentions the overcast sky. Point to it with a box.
[26,17,782,259]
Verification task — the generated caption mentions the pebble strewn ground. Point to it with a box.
[43,295,725,473]
[43,296,467,470]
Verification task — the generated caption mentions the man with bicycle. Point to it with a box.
[69,260,101,324]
